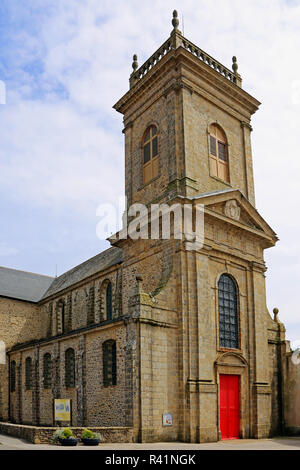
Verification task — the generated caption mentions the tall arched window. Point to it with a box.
[61,303,65,333]
[43,353,52,389]
[25,357,32,390]
[143,125,158,184]
[65,348,75,388]
[209,124,229,183]
[10,360,16,393]
[218,274,239,349]
[103,340,117,386]
[106,282,112,321]
[57,301,65,335]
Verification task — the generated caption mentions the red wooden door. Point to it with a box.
[220,374,240,439]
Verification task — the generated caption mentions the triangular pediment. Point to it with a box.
[191,189,278,246]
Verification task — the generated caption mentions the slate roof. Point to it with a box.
[0,266,54,303]
[41,246,123,300]
[0,247,123,303]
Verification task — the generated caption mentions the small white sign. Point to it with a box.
[162,413,173,426]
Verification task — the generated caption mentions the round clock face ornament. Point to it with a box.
[224,200,241,221]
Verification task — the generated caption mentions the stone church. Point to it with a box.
[0,11,299,443]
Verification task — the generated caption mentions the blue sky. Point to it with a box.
[0,0,299,344]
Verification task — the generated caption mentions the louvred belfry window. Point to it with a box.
[143,125,159,184]
[218,274,239,349]
[209,124,229,183]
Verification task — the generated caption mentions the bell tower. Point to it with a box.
[114,10,260,210]
[112,12,281,443]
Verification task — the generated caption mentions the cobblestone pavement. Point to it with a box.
[0,434,300,450]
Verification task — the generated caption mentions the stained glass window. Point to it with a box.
[43,353,52,389]
[103,340,117,387]
[65,348,75,388]
[218,274,239,349]
[106,282,112,321]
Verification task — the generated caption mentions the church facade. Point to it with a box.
[0,12,299,443]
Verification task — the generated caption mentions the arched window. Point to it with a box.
[209,124,229,183]
[43,353,52,389]
[61,303,65,333]
[10,360,16,393]
[143,125,158,184]
[65,348,75,388]
[25,357,32,390]
[106,282,112,321]
[218,274,239,349]
[57,301,65,335]
[103,340,117,387]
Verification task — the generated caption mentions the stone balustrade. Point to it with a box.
[130,11,242,88]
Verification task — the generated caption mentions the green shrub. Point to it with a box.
[82,429,94,439]
[61,428,74,439]
[81,428,104,441]
[52,427,74,443]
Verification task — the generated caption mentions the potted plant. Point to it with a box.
[56,427,78,446]
[81,428,103,446]
[51,428,65,445]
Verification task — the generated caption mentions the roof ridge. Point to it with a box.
[53,246,119,280]
[0,265,54,279]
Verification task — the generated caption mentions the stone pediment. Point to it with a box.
[206,199,262,231]
[192,189,278,246]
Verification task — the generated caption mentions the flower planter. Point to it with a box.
[81,438,100,446]
[58,437,78,446]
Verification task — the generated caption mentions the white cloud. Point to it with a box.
[0,242,19,257]
[0,0,299,340]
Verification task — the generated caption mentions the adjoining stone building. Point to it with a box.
[0,11,299,442]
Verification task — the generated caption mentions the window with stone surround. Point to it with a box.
[65,348,75,388]
[106,282,112,321]
[103,340,116,387]
[218,274,239,349]
[10,360,16,392]
[142,125,159,184]
[57,301,65,335]
[209,124,229,183]
[43,353,52,389]
[25,357,32,390]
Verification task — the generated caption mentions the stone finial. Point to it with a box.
[172,10,179,30]
[273,307,279,323]
[232,56,238,74]
[132,54,138,73]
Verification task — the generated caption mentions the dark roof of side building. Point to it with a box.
[0,266,54,303]
[0,247,123,304]
[41,246,123,300]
